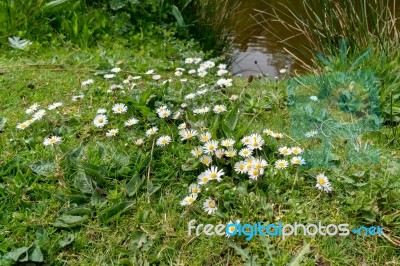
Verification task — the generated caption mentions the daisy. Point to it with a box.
[203,198,217,215]
[203,140,218,154]
[197,173,210,185]
[135,138,144,146]
[248,167,263,181]
[305,130,318,138]
[104,74,115,79]
[248,134,264,150]
[275,159,289,169]
[224,148,237,158]
[31,109,45,120]
[205,166,224,182]
[185,58,194,64]
[253,158,268,170]
[172,111,181,120]
[16,120,32,130]
[226,220,240,238]
[230,95,238,101]
[263,129,274,136]
[179,129,198,141]
[124,118,139,127]
[239,148,252,158]
[215,149,225,159]
[213,105,227,114]
[199,155,212,166]
[221,138,235,147]
[291,156,306,165]
[25,103,40,114]
[217,69,228,76]
[316,173,332,192]
[43,135,62,146]
[93,114,108,128]
[198,70,207,77]
[112,103,128,114]
[273,132,284,139]
[156,108,171,118]
[174,70,182,76]
[81,79,94,87]
[180,194,197,206]
[156,135,172,146]
[152,75,161,80]
[132,76,141,80]
[199,132,212,143]
[48,102,62,110]
[145,69,155,74]
[178,123,187,130]
[188,69,196,74]
[185,93,196,100]
[97,108,107,114]
[216,78,233,87]
[278,146,292,156]
[146,126,158,136]
[310,95,318,101]
[241,136,251,146]
[111,67,121,73]
[72,94,84,101]
[193,57,202,64]
[106,129,119,137]
[196,89,208,95]
[189,184,201,195]
[190,147,203,157]
[290,147,303,155]
[234,161,247,174]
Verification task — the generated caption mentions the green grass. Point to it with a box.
[0,35,399,265]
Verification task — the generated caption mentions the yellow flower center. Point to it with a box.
[319,178,326,185]
[208,201,216,208]
[192,188,198,193]
[210,173,217,179]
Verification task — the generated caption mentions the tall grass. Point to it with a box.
[255,0,399,69]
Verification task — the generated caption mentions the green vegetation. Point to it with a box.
[0,0,399,265]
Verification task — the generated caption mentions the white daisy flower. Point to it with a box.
[205,166,224,182]
[16,120,32,130]
[135,138,144,146]
[180,194,197,206]
[234,161,247,174]
[43,135,62,146]
[221,138,235,147]
[253,158,268,169]
[145,69,155,74]
[263,129,274,136]
[132,76,141,80]
[72,94,84,101]
[316,173,332,192]
[81,79,94,87]
[112,103,128,114]
[189,184,201,195]
[26,103,39,114]
[197,70,207,77]
[152,75,161,80]
[185,93,196,100]
[291,156,306,165]
[188,69,196,74]
[217,69,228,76]
[111,67,121,73]
[230,95,238,101]
[272,132,284,139]
[196,89,208,95]
[241,136,252,145]
[97,108,107,114]
[248,167,264,181]
[156,135,172,146]
[193,57,202,64]
[156,106,171,118]
[124,118,139,127]
[248,134,264,150]
[190,147,203,157]
[215,148,225,159]
[174,70,182,76]
[226,220,240,238]
[199,132,212,143]
[290,146,303,155]
[48,102,62,110]
[213,105,227,114]
[275,159,289,169]
[106,129,119,137]
[239,148,252,158]
[224,148,237,158]
[184,58,194,64]
[172,111,181,119]
[203,198,217,215]
[178,123,187,130]
[218,63,227,69]
[197,172,210,185]
[199,155,212,166]
[305,130,318,138]
[193,107,210,115]
[278,146,292,156]
[179,129,198,140]
[104,74,115,79]
[32,109,46,121]
[146,126,159,136]
[310,95,318,101]
[203,140,218,154]
[93,114,108,128]
[216,78,233,87]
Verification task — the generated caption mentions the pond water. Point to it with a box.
[231,0,399,77]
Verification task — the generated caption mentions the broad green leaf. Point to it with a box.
[80,163,106,185]
[54,215,87,228]
[75,170,95,194]
[100,201,135,224]
[172,5,185,27]
[63,206,93,216]
[288,242,311,266]
[227,240,250,261]
[29,162,55,177]
[4,247,29,261]
[28,246,43,262]
[224,104,239,131]
[59,233,75,248]
[126,175,145,197]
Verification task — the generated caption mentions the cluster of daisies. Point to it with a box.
[16,102,62,130]
[180,129,333,215]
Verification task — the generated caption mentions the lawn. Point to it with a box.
[0,34,399,265]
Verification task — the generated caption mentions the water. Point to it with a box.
[231,0,399,77]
